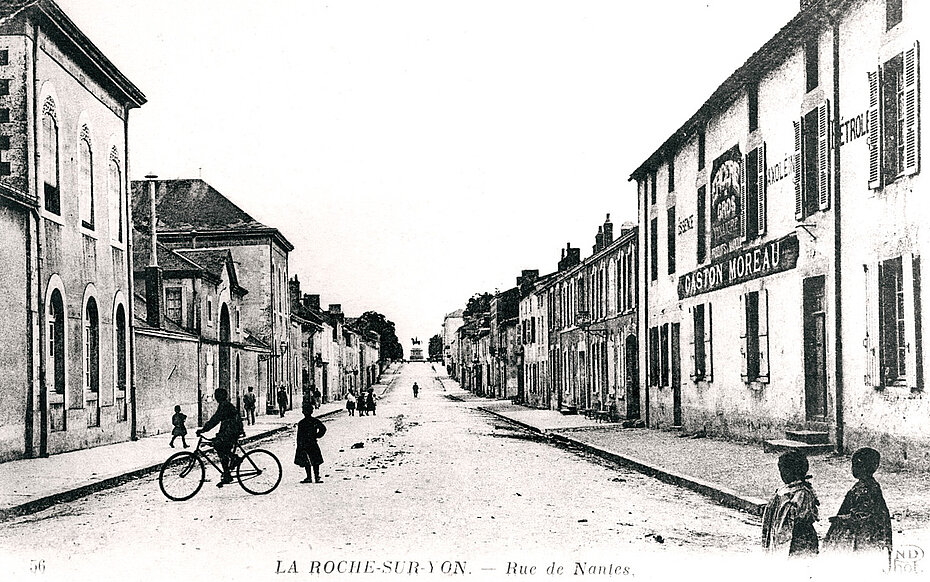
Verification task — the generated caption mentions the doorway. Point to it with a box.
[625,335,640,419]
[803,276,828,421]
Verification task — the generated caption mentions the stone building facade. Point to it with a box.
[0,0,145,460]
[630,0,928,467]
[131,178,294,417]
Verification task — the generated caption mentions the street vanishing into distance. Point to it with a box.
[0,363,760,580]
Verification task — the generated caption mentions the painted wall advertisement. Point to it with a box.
[710,144,742,259]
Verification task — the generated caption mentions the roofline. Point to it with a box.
[627,1,841,182]
[37,0,146,107]
[156,227,295,253]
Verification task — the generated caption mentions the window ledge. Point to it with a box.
[42,211,65,227]
[80,227,98,240]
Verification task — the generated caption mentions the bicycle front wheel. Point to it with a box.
[159,451,205,501]
[236,449,282,495]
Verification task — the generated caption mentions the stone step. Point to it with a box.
[763,439,834,455]
[785,430,831,445]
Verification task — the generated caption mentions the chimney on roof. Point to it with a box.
[603,213,613,245]
[621,221,635,236]
[303,294,321,311]
[289,276,301,310]
[144,174,163,329]
[558,243,580,272]
[328,304,342,315]
[594,226,604,253]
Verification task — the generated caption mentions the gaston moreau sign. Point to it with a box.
[677,233,800,299]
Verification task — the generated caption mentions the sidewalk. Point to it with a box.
[447,384,930,543]
[0,401,345,521]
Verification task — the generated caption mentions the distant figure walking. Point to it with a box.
[277,386,288,418]
[824,448,893,564]
[169,405,188,448]
[346,390,356,416]
[243,387,257,425]
[313,389,323,410]
[294,407,327,483]
[412,382,419,398]
[368,391,377,416]
[761,450,820,556]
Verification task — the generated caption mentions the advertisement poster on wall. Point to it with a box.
[710,144,743,259]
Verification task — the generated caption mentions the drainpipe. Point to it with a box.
[829,10,845,454]
[31,23,48,457]
[640,183,650,426]
[126,108,137,440]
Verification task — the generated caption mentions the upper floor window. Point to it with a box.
[41,99,59,215]
[748,82,759,132]
[79,127,93,229]
[668,155,675,193]
[794,103,831,219]
[887,0,902,31]
[698,130,706,171]
[744,143,767,241]
[805,37,819,93]
[165,287,182,323]
[869,44,920,189]
[667,206,676,274]
[650,171,657,205]
[650,217,658,281]
[108,148,122,242]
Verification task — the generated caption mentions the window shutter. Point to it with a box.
[758,288,770,383]
[794,120,803,219]
[867,69,883,189]
[740,153,748,242]
[903,41,920,177]
[864,265,878,387]
[688,306,697,381]
[740,294,748,381]
[913,255,924,391]
[817,100,831,211]
[757,142,767,236]
[904,253,920,390]
[704,303,713,382]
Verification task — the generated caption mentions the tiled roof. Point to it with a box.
[132,227,202,273]
[132,179,267,232]
[173,248,244,293]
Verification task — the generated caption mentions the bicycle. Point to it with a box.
[158,435,282,501]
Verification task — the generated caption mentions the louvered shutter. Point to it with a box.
[757,142,767,236]
[704,303,713,382]
[740,294,748,381]
[818,100,831,211]
[868,70,883,189]
[794,120,803,219]
[912,255,923,391]
[903,42,920,177]
[758,289,770,383]
[903,253,919,390]
[688,307,697,381]
[864,264,879,387]
[740,154,748,241]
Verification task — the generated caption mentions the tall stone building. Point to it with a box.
[131,178,294,416]
[0,0,145,460]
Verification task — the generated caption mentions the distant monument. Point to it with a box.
[410,337,425,361]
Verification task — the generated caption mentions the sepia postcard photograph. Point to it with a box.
[0,1,927,581]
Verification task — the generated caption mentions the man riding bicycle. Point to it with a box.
[196,388,244,486]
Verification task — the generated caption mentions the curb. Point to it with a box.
[0,408,344,522]
[480,406,766,517]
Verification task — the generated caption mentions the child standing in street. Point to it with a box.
[294,407,327,483]
[169,405,188,448]
[762,450,820,556]
[824,447,893,564]
[346,391,356,416]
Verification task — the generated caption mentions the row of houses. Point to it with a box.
[445,0,930,470]
[0,0,382,461]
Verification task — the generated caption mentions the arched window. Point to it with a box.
[84,297,100,427]
[48,288,66,432]
[108,147,122,242]
[79,126,94,229]
[115,303,127,422]
[41,97,59,214]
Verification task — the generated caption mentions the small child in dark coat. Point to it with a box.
[294,407,327,483]
[824,447,893,564]
[761,450,820,556]
[170,405,188,448]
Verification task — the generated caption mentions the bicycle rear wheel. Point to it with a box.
[159,451,205,501]
[236,449,282,495]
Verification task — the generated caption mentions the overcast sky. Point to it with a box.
[57,0,800,354]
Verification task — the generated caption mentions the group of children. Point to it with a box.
[344,389,377,417]
[762,447,893,563]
